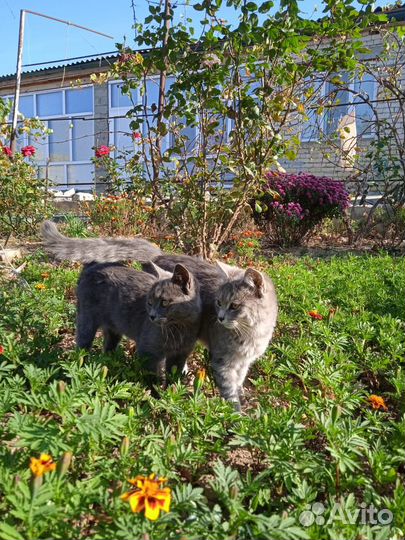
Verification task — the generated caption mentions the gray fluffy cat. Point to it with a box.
[42,221,278,410]
[76,261,201,390]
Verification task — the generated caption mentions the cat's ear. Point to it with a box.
[243,268,266,298]
[217,261,240,278]
[144,261,172,280]
[172,264,192,294]
[217,261,230,277]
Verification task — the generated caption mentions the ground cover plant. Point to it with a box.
[0,248,404,539]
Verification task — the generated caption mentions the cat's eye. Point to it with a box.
[230,302,240,310]
[161,299,170,307]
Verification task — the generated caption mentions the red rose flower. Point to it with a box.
[95,145,112,158]
[21,145,36,157]
[2,146,12,157]
[0,345,4,355]
[132,132,142,140]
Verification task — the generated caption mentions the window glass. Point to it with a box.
[144,78,160,110]
[49,119,70,162]
[110,83,137,108]
[67,163,94,190]
[114,117,133,154]
[36,91,63,117]
[324,72,351,136]
[28,129,48,162]
[47,165,66,186]
[19,95,34,117]
[354,76,375,137]
[66,87,93,114]
[300,78,322,142]
[72,118,93,161]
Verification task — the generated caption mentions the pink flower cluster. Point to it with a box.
[271,201,306,220]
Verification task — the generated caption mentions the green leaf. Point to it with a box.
[255,201,263,213]
[0,523,24,540]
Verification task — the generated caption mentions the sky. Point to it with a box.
[0,0,389,77]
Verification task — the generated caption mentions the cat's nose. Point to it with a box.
[218,315,224,322]
[150,314,156,321]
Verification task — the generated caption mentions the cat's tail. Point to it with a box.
[41,220,162,263]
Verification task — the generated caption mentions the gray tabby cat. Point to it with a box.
[42,221,278,410]
[76,261,201,391]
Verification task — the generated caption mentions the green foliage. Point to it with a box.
[0,98,53,245]
[0,153,53,245]
[0,252,404,539]
[108,0,378,256]
[81,193,152,236]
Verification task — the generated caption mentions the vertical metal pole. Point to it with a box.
[10,9,26,154]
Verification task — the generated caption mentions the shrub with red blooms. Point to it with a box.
[252,172,350,246]
[95,145,112,158]
[21,145,36,157]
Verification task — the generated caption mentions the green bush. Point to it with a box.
[0,147,53,245]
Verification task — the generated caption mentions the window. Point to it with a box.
[324,72,352,136]
[6,86,95,189]
[144,78,160,111]
[37,91,63,116]
[49,120,70,162]
[300,72,377,141]
[353,75,376,138]
[113,117,133,154]
[66,87,93,114]
[19,95,34,117]
[110,82,137,108]
[67,164,94,189]
[300,77,324,142]
[324,72,376,139]
[109,78,172,156]
[72,119,93,161]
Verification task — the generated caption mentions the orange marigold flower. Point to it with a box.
[247,241,255,248]
[30,454,56,477]
[35,283,46,290]
[238,241,244,247]
[308,310,323,320]
[41,272,50,279]
[197,368,206,382]
[121,474,171,521]
[369,395,388,411]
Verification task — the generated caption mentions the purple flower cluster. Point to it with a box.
[251,171,350,246]
[266,171,350,213]
[271,201,306,220]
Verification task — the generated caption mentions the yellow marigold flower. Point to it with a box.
[121,474,171,520]
[35,283,46,290]
[30,454,56,477]
[369,394,388,411]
